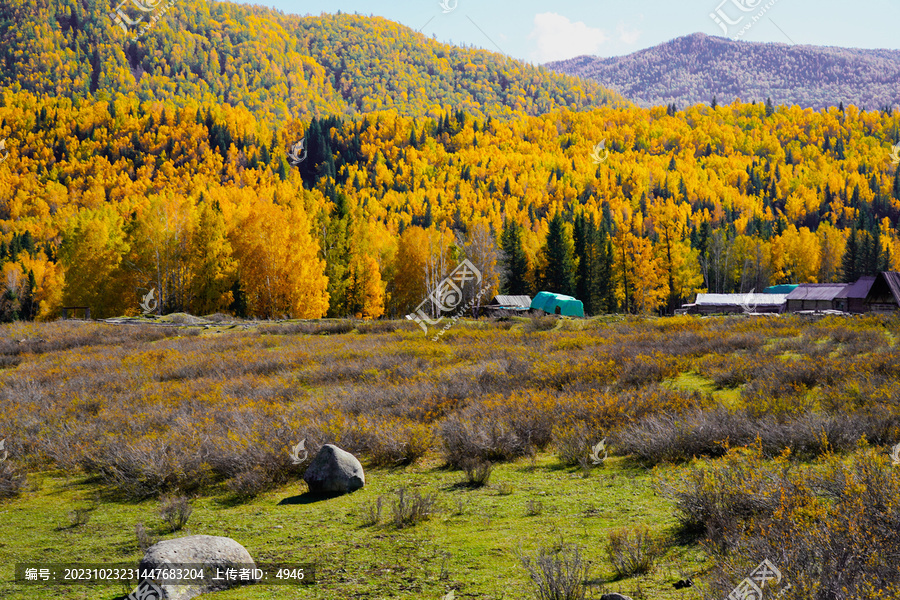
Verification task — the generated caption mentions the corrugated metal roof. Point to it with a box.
[694,293,787,306]
[785,284,848,302]
[834,276,875,299]
[490,295,532,307]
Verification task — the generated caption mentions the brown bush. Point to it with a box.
[0,461,24,500]
[390,487,438,528]
[606,525,663,578]
[158,494,192,532]
[693,451,900,600]
[439,414,528,467]
[520,545,590,600]
[259,320,355,336]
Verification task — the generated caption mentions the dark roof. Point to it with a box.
[834,276,876,300]
[489,295,532,308]
[785,283,848,302]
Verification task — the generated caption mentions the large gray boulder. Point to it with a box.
[303,444,365,494]
[137,535,257,600]
[600,594,633,600]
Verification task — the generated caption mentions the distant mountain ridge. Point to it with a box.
[546,33,900,111]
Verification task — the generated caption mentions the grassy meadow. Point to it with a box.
[1,314,900,599]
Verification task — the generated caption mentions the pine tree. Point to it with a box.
[842,227,860,282]
[573,214,593,314]
[540,213,575,296]
[228,279,247,318]
[871,225,883,275]
[500,220,530,295]
[21,270,36,321]
[595,230,616,313]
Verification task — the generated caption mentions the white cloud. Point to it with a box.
[528,12,606,63]
[616,21,641,45]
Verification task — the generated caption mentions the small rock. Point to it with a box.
[138,535,257,600]
[600,594,633,600]
[303,444,365,494]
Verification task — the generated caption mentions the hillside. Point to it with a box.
[0,8,899,323]
[546,33,900,111]
[0,0,623,123]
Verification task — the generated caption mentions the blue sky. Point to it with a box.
[231,0,900,63]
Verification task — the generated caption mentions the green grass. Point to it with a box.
[0,457,706,600]
[665,372,742,408]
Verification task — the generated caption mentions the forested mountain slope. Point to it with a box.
[0,7,898,324]
[547,33,900,111]
[0,0,623,123]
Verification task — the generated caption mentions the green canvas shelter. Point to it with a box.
[530,291,584,317]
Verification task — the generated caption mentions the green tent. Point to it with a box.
[530,291,584,317]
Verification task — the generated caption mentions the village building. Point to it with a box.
[864,272,900,312]
[833,276,875,313]
[678,293,787,315]
[784,283,848,313]
[484,295,532,317]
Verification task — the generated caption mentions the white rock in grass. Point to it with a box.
[303,444,365,494]
[138,534,257,600]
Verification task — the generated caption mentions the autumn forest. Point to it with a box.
[1,2,899,321]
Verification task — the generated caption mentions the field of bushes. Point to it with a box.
[1,314,900,599]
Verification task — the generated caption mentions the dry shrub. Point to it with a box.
[362,419,433,467]
[617,353,682,388]
[655,447,801,549]
[870,350,900,379]
[520,545,589,600]
[553,422,603,467]
[686,450,900,600]
[525,498,544,516]
[67,505,94,528]
[561,386,706,431]
[0,355,21,369]
[391,487,438,528]
[159,494,192,532]
[354,320,417,334]
[459,458,492,487]
[616,408,885,465]
[361,496,383,526]
[439,413,528,468]
[614,408,744,464]
[135,522,157,552]
[80,438,211,500]
[526,315,558,332]
[0,321,190,359]
[606,525,663,578]
[224,468,271,500]
[260,321,354,336]
[532,354,619,391]
[479,392,558,450]
[0,461,24,500]
[697,352,759,387]
[203,313,232,323]
[205,411,312,500]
